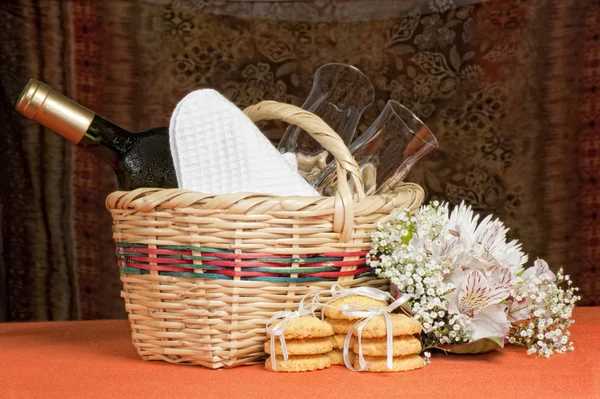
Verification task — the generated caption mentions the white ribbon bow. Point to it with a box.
[299,283,397,317]
[265,309,312,371]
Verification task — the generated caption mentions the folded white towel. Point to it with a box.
[281,152,299,169]
[169,89,319,196]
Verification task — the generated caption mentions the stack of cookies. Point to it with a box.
[324,294,387,366]
[325,295,425,372]
[327,331,356,366]
[264,316,334,372]
[349,313,424,372]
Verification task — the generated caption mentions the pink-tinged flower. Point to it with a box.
[446,270,511,342]
[522,259,556,283]
[507,298,530,323]
[508,259,557,322]
[495,266,513,286]
[445,202,528,281]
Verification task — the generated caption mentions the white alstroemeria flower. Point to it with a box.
[522,259,556,283]
[493,266,513,286]
[507,303,531,324]
[445,203,528,283]
[446,202,479,244]
[446,270,511,342]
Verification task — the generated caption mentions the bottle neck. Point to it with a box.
[16,79,95,144]
[78,115,130,168]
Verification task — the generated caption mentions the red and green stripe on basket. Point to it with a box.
[116,242,375,283]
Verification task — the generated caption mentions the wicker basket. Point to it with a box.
[105,101,425,369]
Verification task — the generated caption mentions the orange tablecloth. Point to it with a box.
[1,308,599,399]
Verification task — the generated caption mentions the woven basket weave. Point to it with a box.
[105,101,424,369]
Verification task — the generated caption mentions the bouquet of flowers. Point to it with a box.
[367,201,581,359]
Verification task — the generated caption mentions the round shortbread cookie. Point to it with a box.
[327,349,356,366]
[267,316,334,340]
[264,354,331,372]
[323,295,387,320]
[331,333,357,349]
[354,354,425,372]
[326,317,357,334]
[352,314,421,338]
[264,337,333,356]
[352,335,422,357]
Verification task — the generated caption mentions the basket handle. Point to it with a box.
[243,101,365,241]
[243,101,365,199]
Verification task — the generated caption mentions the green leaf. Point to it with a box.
[402,230,413,245]
[440,338,503,354]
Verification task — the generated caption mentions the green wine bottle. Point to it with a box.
[15,79,177,190]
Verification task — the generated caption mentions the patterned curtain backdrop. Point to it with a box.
[0,0,597,321]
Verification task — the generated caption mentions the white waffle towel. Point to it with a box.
[169,89,319,196]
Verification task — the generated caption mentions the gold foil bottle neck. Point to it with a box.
[15,79,94,144]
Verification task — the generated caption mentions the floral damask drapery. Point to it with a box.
[0,0,597,321]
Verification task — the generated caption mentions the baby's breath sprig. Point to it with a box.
[508,268,580,358]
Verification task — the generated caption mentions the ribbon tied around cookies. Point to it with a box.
[266,309,312,371]
[341,295,411,371]
[298,284,413,372]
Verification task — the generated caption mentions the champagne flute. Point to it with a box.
[278,63,374,180]
[312,100,438,195]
